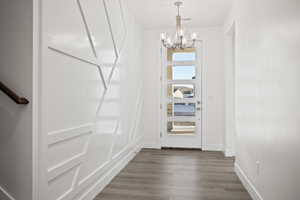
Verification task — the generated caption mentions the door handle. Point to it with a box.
[197,107,201,111]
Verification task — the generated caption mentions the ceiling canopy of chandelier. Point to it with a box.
[161,1,197,49]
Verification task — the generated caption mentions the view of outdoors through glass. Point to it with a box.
[172,66,196,80]
[168,84,194,99]
[167,49,197,135]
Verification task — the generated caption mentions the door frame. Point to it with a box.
[159,40,207,149]
[32,0,41,199]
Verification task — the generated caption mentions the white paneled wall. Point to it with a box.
[39,0,143,199]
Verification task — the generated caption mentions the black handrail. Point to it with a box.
[0,81,29,105]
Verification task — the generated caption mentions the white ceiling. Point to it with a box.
[126,0,233,29]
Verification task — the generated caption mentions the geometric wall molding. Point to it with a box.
[40,0,143,199]
[0,186,15,200]
[47,124,93,146]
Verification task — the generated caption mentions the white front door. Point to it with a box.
[161,46,202,148]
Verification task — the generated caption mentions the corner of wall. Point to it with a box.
[234,163,263,200]
[79,137,143,200]
[224,148,235,157]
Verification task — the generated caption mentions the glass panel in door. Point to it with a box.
[161,47,202,147]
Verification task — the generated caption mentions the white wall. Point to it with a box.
[226,0,300,199]
[39,0,144,199]
[0,1,33,200]
[224,24,236,157]
[142,27,225,151]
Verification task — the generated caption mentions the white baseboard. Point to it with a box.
[0,186,15,200]
[77,138,143,200]
[142,143,161,149]
[235,163,263,200]
[224,149,235,157]
[202,144,223,151]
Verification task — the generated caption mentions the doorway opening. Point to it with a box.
[160,47,202,149]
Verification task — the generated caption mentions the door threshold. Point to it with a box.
[161,147,202,151]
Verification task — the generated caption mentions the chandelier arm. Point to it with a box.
[161,0,197,50]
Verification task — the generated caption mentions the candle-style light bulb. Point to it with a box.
[179,29,184,37]
[167,37,172,44]
[192,33,197,40]
[182,37,187,45]
[161,33,166,41]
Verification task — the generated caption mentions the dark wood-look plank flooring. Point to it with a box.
[95,149,252,200]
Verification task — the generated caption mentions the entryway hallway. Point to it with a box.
[95,149,251,200]
[1,0,300,199]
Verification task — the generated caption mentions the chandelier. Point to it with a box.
[161,1,197,49]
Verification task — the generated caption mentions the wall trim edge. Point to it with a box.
[235,163,263,200]
[78,138,143,200]
[0,186,16,200]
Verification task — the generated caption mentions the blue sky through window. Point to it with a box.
[173,52,196,61]
[173,66,195,80]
